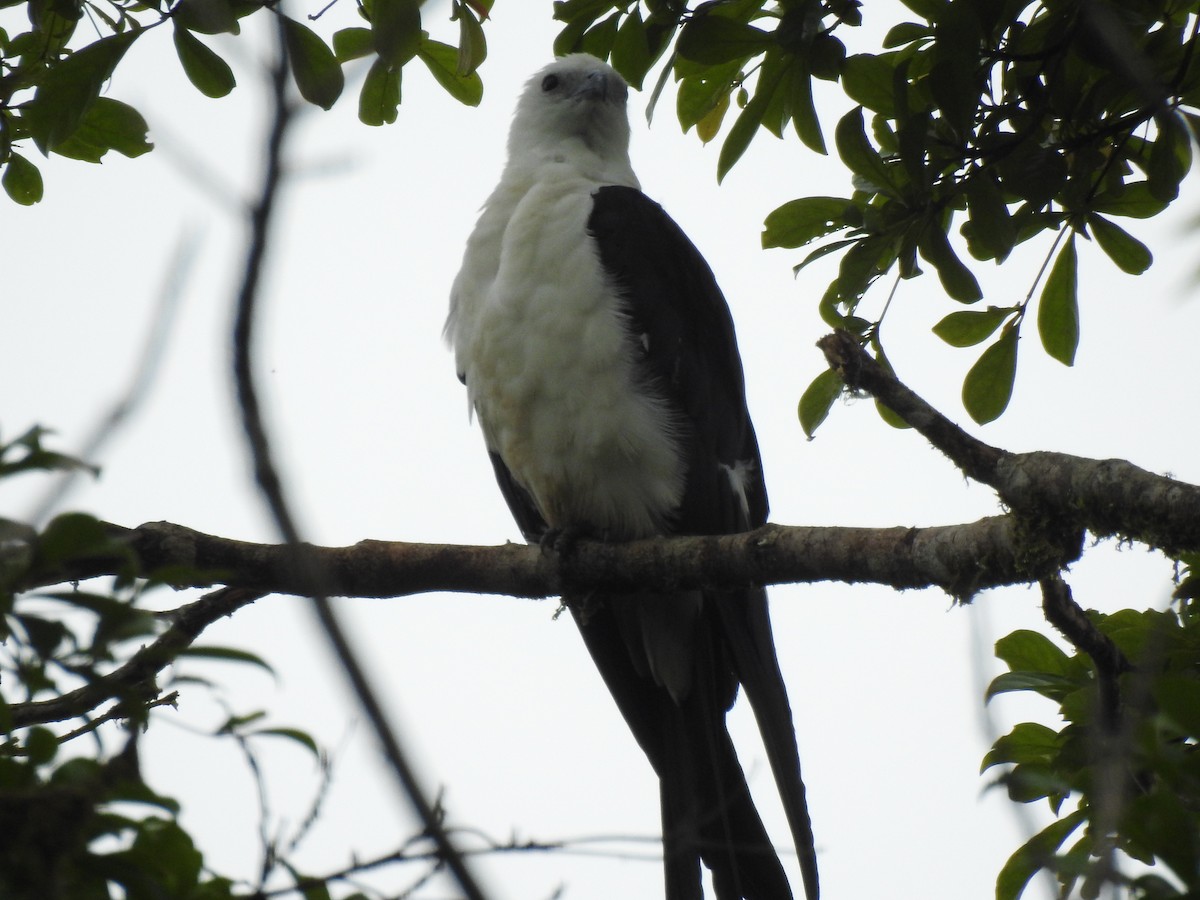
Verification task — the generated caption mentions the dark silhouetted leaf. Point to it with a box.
[677,14,769,65]
[841,53,896,114]
[283,18,344,110]
[918,221,982,302]
[1037,235,1078,366]
[371,0,421,67]
[611,7,655,89]
[2,153,43,204]
[932,306,1014,347]
[173,25,235,98]
[762,196,851,249]
[962,326,1017,424]
[52,98,152,162]
[1088,214,1151,274]
[834,106,899,197]
[359,57,401,125]
[1091,182,1170,219]
[23,30,139,152]
[995,811,1087,900]
[173,0,239,35]
[964,170,1015,261]
[333,26,374,63]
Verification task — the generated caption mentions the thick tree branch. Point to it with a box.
[818,330,1200,554]
[15,514,1080,601]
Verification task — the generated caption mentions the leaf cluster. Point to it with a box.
[0,428,336,899]
[985,608,1200,900]
[554,0,1198,427]
[0,0,492,203]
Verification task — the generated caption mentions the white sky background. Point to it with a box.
[3,2,1200,898]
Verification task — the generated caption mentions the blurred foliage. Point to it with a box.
[553,0,1198,427]
[985,600,1200,900]
[0,0,492,202]
[0,429,357,899]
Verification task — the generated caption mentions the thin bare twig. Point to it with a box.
[228,21,488,900]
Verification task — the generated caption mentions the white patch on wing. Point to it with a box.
[720,459,755,524]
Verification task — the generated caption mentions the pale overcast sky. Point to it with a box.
[4,2,1199,898]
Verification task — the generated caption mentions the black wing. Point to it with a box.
[587,184,768,536]
[589,185,819,900]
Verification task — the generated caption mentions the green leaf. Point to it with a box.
[870,341,911,429]
[610,7,654,90]
[676,58,741,132]
[247,727,321,758]
[762,197,851,249]
[333,26,374,63]
[173,0,240,35]
[24,726,59,765]
[995,628,1072,675]
[370,0,421,68]
[677,15,769,65]
[282,18,344,110]
[841,53,896,115]
[179,645,276,677]
[962,325,1018,424]
[2,153,43,204]
[173,26,235,99]
[798,368,844,438]
[417,38,482,106]
[35,512,113,568]
[358,57,401,126]
[834,106,899,198]
[786,61,825,154]
[995,811,1087,900]
[963,171,1015,261]
[932,306,1014,347]
[453,0,486,76]
[981,721,1061,771]
[918,221,982,302]
[883,21,932,47]
[985,670,1076,703]
[1037,235,1078,366]
[717,89,767,183]
[1090,181,1169,219]
[23,30,139,152]
[1153,675,1200,738]
[1146,113,1191,203]
[51,97,152,162]
[1087,214,1151,275]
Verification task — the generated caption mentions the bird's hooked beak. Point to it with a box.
[572,70,615,103]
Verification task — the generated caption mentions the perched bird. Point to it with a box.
[446,53,818,900]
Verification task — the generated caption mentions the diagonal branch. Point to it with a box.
[817,329,1200,554]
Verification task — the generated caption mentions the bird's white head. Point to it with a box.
[506,54,636,184]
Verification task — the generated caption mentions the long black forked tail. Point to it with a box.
[716,588,819,900]
[570,592,804,900]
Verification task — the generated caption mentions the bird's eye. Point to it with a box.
[541,74,559,92]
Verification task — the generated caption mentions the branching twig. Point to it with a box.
[10,587,262,728]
